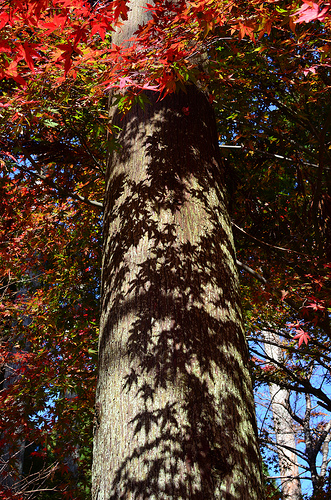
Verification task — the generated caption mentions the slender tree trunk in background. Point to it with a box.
[92,2,264,498]
[0,286,32,491]
[268,383,301,500]
[263,330,302,500]
[0,363,25,489]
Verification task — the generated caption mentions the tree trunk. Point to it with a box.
[0,363,25,489]
[92,3,264,499]
[0,290,31,491]
[263,329,302,500]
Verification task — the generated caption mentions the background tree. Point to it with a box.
[212,11,331,496]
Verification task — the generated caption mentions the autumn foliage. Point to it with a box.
[1,0,331,497]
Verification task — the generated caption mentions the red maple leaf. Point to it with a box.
[293,329,311,347]
[294,1,330,24]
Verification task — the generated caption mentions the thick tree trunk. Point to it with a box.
[92,89,264,499]
[92,2,264,499]
[92,86,264,500]
[263,330,302,500]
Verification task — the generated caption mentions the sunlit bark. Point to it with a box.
[92,2,264,498]
[263,329,302,500]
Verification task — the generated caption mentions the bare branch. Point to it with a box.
[15,154,103,209]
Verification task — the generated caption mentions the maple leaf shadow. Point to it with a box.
[98,87,261,499]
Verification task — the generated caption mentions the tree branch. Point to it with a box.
[18,154,103,209]
[250,346,331,412]
[233,223,305,255]
[236,258,299,311]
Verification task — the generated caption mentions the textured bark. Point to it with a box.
[263,330,302,500]
[92,86,264,500]
[92,2,264,499]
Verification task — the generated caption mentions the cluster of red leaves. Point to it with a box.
[0,139,102,495]
[2,0,328,102]
[0,0,126,84]
[295,1,331,23]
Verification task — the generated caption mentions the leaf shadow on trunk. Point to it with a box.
[96,87,262,500]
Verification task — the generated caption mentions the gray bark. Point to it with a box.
[263,329,302,500]
[92,2,264,498]
[0,355,26,489]
[320,423,331,479]
[0,294,32,490]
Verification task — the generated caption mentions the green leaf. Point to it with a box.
[44,119,59,128]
